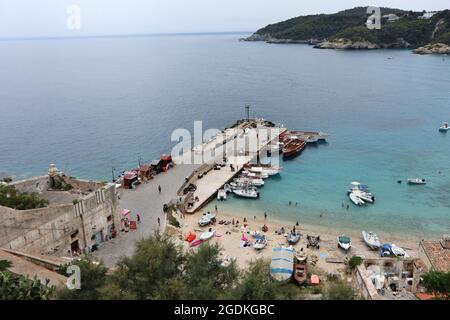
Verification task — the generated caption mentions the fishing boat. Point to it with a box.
[199,228,216,241]
[362,230,381,250]
[295,249,307,263]
[407,178,426,185]
[293,263,307,285]
[198,212,216,227]
[338,235,352,252]
[349,192,365,206]
[233,187,260,199]
[282,139,306,160]
[253,237,267,250]
[217,189,227,201]
[287,231,301,244]
[270,247,294,282]
[439,122,449,131]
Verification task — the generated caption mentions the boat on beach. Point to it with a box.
[198,212,216,227]
[408,178,426,185]
[270,247,294,282]
[287,231,301,244]
[293,263,307,285]
[338,235,351,252]
[253,237,267,250]
[199,228,216,241]
[295,249,307,263]
[362,230,381,250]
[391,244,408,257]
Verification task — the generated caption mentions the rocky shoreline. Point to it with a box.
[242,33,450,55]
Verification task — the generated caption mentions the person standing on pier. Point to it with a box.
[158,185,161,193]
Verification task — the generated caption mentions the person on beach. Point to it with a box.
[254,215,256,220]
[215,204,218,212]
[137,214,141,224]
[264,212,267,220]
[296,221,299,226]
[158,185,161,193]
[243,217,247,223]
[157,217,161,227]
[232,218,235,225]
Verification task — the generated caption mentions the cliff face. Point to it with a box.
[245,7,450,53]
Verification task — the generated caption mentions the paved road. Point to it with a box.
[94,164,199,267]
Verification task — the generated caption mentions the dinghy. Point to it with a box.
[198,212,216,227]
[349,192,365,206]
[362,230,381,250]
[217,189,227,201]
[199,229,216,241]
[287,231,301,244]
[391,244,408,257]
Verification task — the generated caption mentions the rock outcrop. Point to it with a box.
[314,38,380,50]
[413,43,450,54]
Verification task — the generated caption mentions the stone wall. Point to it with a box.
[0,183,119,257]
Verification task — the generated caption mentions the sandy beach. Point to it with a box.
[174,207,421,274]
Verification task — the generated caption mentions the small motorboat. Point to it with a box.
[362,230,381,250]
[294,263,307,285]
[391,244,408,257]
[287,231,301,244]
[305,135,319,144]
[199,228,216,241]
[349,192,365,206]
[338,235,351,252]
[407,178,426,185]
[295,249,307,263]
[439,122,449,132]
[217,189,227,201]
[198,212,216,227]
[233,187,260,199]
[306,235,320,249]
[253,237,267,250]
[249,166,282,176]
[353,190,375,203]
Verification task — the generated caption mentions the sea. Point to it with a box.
[0,33,449,238]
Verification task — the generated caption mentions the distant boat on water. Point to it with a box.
[439,122,449,132]
[407,178,426,185]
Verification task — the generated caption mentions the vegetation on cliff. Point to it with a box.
[0,184,49,210]
[247,7,450,49]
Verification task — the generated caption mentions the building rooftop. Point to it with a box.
[420,240,450,272]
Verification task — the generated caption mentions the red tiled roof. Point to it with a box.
[421,240,450,272]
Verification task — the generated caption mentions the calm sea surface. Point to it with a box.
[0,34,449,237]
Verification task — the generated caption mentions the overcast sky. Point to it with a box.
[0,0,448,39]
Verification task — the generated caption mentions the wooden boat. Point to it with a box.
[294,263,307,285]
[282,139,306,160]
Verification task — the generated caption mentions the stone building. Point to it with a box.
[0,166,119,257]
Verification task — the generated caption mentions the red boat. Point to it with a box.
[282,139,306,160]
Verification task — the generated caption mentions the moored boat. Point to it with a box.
[407,178,426,185]
[362,230,381,250]
[282,139,306,160]
[217,189,227,201]
[439,122,449,132]
[232,187,260,199]
[349,192,365,206]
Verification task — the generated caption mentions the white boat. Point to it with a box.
[199,229,216,241]
[391,244,408,257]
[242,171,269,179]
[305,135,319,143]
[234,177,264,187]
[270,247,294,282]
[295,250,307,263]
[253,237,267,250]
[407,178,426,185]
[249,166,282,176]
[198,212,216,227]
[349,192,365,206]
[353,190,375,203]
[233,187,260,199]
[223,184,232,193]
[362,230,381,250]
[287,231,301,244]
[217,189,227,201]
[439,122,449,131]
[338,235,352,251]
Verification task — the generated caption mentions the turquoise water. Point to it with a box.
[0,34,449,237]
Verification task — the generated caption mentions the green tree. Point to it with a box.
[57,255,108,300]
[0,184,49,210]
[183,243,239,300]
[422,271,450,299]
[348,256,363,271]
[232,259,280,300]
[323,280,356,300]
[103,232,186,300]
